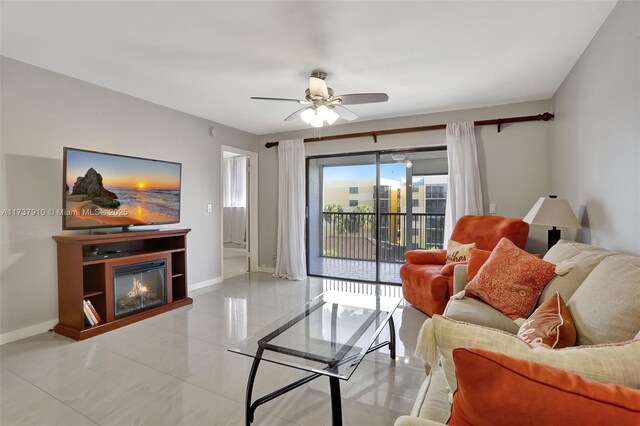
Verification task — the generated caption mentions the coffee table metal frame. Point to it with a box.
[237,294,398,426]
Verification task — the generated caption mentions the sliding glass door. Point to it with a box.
[307,153,378,282]
[307,148,448,284]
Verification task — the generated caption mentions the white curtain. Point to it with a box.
[223,157,246,207]
[274,139,307,280]
[443,121,484,243]
[223,156,247,245]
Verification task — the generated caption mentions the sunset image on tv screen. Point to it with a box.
[64,149,181,229]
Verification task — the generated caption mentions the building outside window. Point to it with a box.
[425,199,446,214]
[349,200,358,207]
[425,183,447,215]
[425,184,446,199]
[349,186,358,194]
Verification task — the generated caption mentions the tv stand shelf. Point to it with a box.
[52,228,192,340]
[82,248,185,265]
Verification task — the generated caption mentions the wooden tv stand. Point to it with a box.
[52,228,192,340]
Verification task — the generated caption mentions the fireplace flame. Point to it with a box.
[127,277,150,298]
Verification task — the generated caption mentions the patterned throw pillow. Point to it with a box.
[517,291,577,349]
[465,238,556,319]
[446,240,476,264]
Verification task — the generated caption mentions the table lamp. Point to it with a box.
[523,195,581,249]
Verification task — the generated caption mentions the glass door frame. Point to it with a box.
[305,146,447,285]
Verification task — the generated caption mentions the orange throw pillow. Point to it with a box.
[464,238,556,319]
[467,248,542,282]
[517,291,576,349]
[466,248,492,281]
[448,348,640,426]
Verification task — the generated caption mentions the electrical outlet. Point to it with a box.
[207,204,212,213]
[489,203,497,214]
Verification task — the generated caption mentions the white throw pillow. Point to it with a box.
[446,240,476,264]
[417,315,640,395]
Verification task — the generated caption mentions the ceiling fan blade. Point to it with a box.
[333,105,358,121]
[308,77,329,99]
[251,96,309,104]
[284,107,310,122]
[334,93,389,105]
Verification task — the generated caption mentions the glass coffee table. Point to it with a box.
[228,290,401,426]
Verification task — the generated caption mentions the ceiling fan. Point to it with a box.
[251,71,389,128]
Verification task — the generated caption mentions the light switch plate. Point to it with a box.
[207,204,212,213]
[489,203,497,214]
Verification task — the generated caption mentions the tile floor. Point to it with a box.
[223,250,248,279]
[0,273,428,426]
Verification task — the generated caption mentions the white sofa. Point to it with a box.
[395,240,640,425]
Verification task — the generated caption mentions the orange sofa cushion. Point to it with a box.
[448,348,640,426]
[465,238,556,319]
[517,291,576,349]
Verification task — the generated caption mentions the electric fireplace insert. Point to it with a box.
[113,260,167,319]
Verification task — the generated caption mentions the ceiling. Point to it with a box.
[1,1,616,135]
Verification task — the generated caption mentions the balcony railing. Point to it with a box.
[321,212,445,263]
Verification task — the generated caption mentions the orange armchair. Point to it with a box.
[400,215,529,316]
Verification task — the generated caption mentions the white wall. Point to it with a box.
[551,0,640,255]
[0,57,259,340]
[258,99,554,268]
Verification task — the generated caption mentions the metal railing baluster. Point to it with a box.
[320,212,444,263]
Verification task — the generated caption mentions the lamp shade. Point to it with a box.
[523,197,581,229]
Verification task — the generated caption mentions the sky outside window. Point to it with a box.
[324,163,406,181]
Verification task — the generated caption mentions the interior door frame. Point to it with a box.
[221,145,259,277]
[305,145,446,284]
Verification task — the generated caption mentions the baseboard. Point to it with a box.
[0,319,58,345]
[255,266,275,274]
[2,277,222,345]
[188,276,224,292]
[1,275,238,345]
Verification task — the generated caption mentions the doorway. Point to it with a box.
[221,146,258,280]
[306,148,448,284]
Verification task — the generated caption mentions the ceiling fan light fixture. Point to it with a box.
[325,108,339,125]
[300,108,315,124]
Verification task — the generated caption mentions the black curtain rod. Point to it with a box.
[264,112,554,148]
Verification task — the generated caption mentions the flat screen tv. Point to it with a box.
[63,147,182,230]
